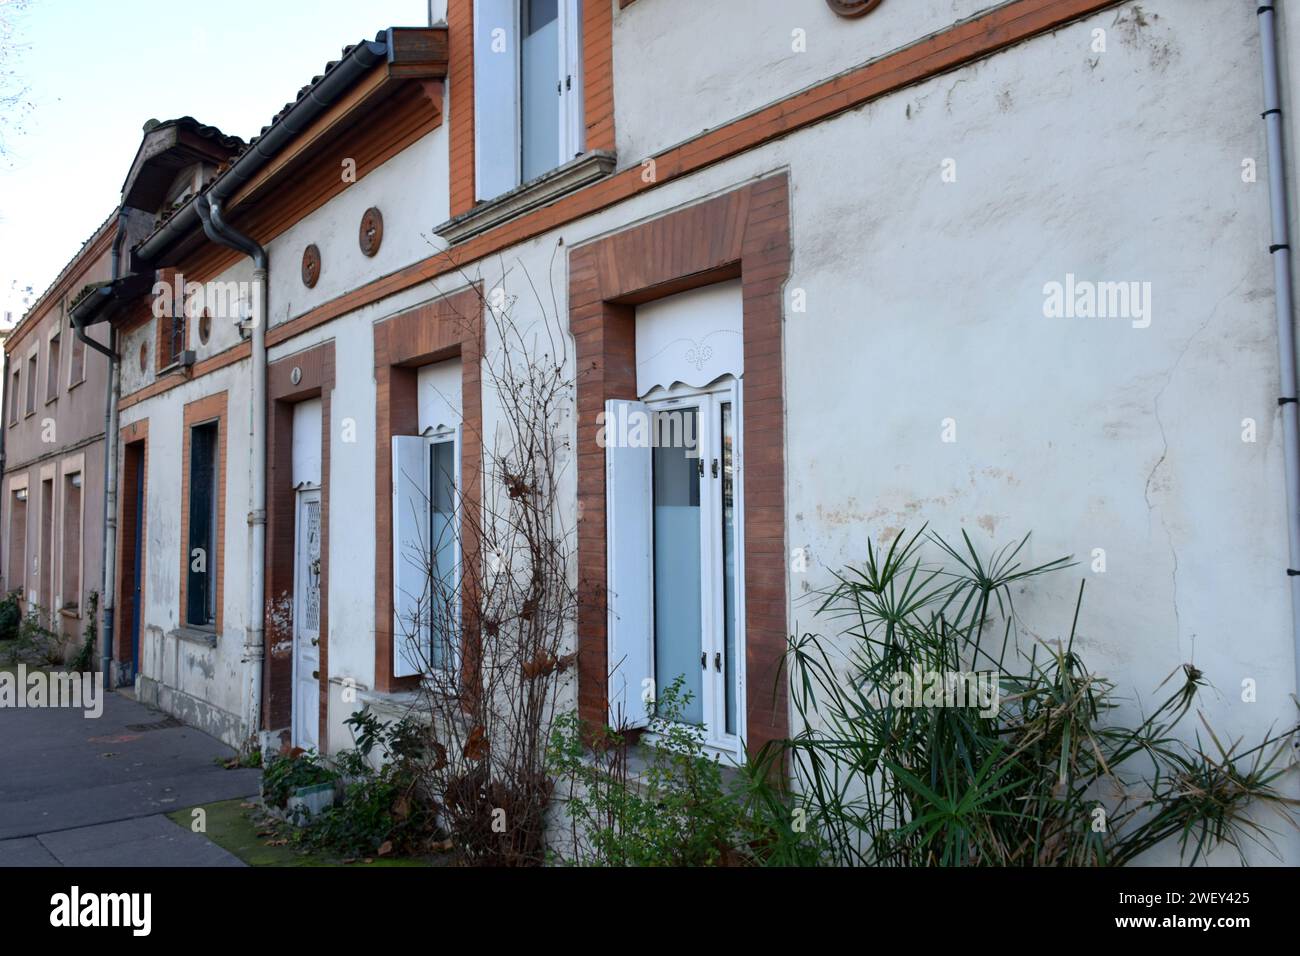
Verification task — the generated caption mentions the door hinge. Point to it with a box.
[697,457,705,477]
[711,458,719,478]
[700,652,707,669]
[714,652,722,672]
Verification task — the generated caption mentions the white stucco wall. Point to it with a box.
[611,0,1001,167]
[123,0,1299,862]
[267,121,449,327]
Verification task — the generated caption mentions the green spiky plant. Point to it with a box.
[741,528,1299,866]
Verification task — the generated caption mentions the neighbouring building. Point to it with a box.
[0,217,117,654]
[17,0,1300,863]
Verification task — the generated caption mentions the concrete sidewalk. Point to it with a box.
[0,687,260,866]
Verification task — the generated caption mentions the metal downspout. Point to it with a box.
[71,214,126,688]
[196,195,268,746]
[1259,4,1300,702]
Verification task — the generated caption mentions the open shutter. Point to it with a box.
[560,0,584,160]
[474,0,521,201]
[605,399,654,729]
[393,436,430,678]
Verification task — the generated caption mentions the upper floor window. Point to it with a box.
[24,351,37,416]
[8,368,19,426]
[159,299,187,370]
[474,0,584,202]
[45,331,60,403]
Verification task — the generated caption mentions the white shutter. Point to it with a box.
[392,436,430,678]
[474,0,521,201]
[605,399,654,730]
[561,0,584,160]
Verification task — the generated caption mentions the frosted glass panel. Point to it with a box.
[652,407,702,724]
[522,8,560,183]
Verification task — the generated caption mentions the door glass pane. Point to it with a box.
[721,401,737,737]
[301,497,321,633]
[652,406,703,725]
[430,440,457,671]
[521,0,560,182]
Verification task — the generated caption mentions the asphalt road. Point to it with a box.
[0,686,260,866]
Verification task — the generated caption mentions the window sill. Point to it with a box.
[59,607,80,619]
[157,356,195,378]
[356,687,424,726]
[433,150,617,246]
[170,625,218,648]
[67,378,85,392]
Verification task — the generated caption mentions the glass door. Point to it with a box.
[646,379,743,755]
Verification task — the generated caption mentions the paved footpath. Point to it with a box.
[0,688,260,866]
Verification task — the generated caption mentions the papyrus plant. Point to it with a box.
[745,529,1299,866]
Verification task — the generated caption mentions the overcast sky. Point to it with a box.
[0,0,433,324]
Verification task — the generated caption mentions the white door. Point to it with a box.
[644,378,744,755]
[292,487,322,750]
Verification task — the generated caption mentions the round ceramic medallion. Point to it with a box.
[359,207,383,257]
[826,0,884,17]
[302,244,321,288]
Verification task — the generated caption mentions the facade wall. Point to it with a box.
[611,0,1003,168]
[1,228,114,652]
[94,0,1300,862]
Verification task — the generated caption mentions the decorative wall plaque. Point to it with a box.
[198,309,212,345]
[826,0,883,17]
[302,244,321,288]
[359,207,383,257]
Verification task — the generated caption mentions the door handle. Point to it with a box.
[310,637,319,647]
[312,670,320,680]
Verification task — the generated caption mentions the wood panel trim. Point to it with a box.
[167,83,444,286]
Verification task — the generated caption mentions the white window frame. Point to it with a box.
[631,377,748,759]
[425,426,463,689]
[392,427,463,682]
[473,0,585,202]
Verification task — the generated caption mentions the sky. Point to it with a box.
[0,0,433,325]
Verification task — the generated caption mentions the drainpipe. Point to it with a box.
[196,195,268,745]
[1259,4,1300,701]
[72,213,128,689]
